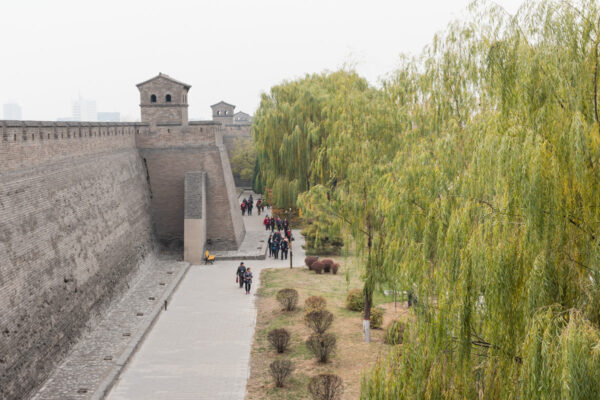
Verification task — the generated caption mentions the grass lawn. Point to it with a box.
[246,258,411,400]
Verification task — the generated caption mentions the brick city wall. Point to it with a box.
[138,122,245,250]
[0,121,155,399]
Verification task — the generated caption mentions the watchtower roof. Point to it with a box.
[136,73,191,89]
[210,101,236,109]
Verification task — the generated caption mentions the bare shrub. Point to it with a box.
[270,359,294,387]
[305,256,319,270]
[306,333,336,362]
[268,328,291,353]
[304,296,327,314]
[305,310,334,334]
[308,374,343,400]
[312,261,325,274]
[276,288,299,311]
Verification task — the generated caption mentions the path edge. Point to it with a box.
[91,261,192,400]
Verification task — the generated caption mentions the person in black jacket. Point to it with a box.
[281,239,289,260]
[236,262,246,288]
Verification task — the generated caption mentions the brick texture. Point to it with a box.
[0,135,154,399]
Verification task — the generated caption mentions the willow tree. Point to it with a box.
[299,75,404,342]
[252,71,370,208]
[361,0,600,398]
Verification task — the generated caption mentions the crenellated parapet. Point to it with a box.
[0,120,151,172]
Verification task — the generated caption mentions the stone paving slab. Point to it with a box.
[30,257,190,400]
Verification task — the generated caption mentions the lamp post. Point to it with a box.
[285,208,293,269]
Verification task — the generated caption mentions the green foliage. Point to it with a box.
[362,306,384,329]
[301,220,343,255]
[230,137,256,181]
[256,0,600,395]
[384,320,405,345]
[345,289,364,312]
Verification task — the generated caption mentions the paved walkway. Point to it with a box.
[107,195,305,400]
[31,257,189,400]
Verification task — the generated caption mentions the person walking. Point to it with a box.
[281,239,289,260]
[267,234,273,257]
[241,201,246,216]
[256,199,262,215]
[276,216,282,231]
[236,262,247,288]
[263,215,270,230]
[270,216,275,232]
[244,268,253,294]
[273,240,280,260]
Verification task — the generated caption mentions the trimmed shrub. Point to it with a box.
[384,320,405,345]
[268,328,291,353]
[270,359,294,387]
[345,289,364,311]
[304,296,327,314]
[306,333,336,363]
[305,256,319,270]
[362,306,384,329]
[332,263,340,274]
[320,258,334,273]
[308,374,344,400]
[305,310,334,334]
[276,288,299,311]
[312,261,325,274]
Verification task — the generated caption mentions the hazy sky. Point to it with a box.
[0,0,522,121]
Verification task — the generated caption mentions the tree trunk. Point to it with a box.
[363,284,373,342]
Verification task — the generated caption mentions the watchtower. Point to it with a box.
[137,73,191,125]
[211,101,235,125]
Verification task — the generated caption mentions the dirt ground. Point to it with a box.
[245,260,410,400]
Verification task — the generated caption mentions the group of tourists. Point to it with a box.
[235,262,253,294]
[262,215,289,232]
[240,194,266,216]
[267,230,291,260]
[233,193,295,295]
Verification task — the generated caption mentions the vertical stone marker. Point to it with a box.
[184,171,207,264]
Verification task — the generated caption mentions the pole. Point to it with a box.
[287,208,293,269]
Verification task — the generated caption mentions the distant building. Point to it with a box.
[210,101,235,125]
[56,117,75,122]
[97,112,120,122]
[72,97,97,121]
[233,111,251,125]
[3,103,22,120]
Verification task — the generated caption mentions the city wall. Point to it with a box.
[0,121,155,399]
[137,121,245,250]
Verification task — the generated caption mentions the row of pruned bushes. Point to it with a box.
[267,289,342,398]
[305,256,340,274]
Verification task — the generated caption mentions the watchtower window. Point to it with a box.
[217,111,221,116]
[225,110,228,115]
[151,94,157,103]
[166,94,172,103]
